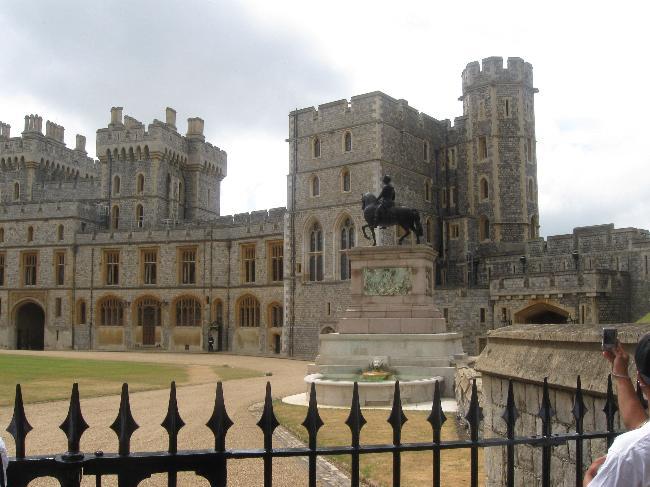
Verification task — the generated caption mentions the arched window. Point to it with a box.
[308,222,324,281]
[238,295,260,327]
[480,178,489,201]
[423,142,429,161]
[528,179,535,200]
[424,179,432,202]
[144,146,150,159]
[313,137,321,158]
[479,215,490,241]
[137,174,145,194]
[166,174,172,198]
[339,217,354,280]
[0,227,4,243]
[136,297,161,326]
[269,303,283,327]
[120,148,126,161]
[311,175,320,197]
[175,297,201,326]
[530,215,538,239]
[344,132,352,152]
[77,299,87,325]
[27,226,34,242]
[341,169,351,192]
[57,224,64,241]
[113,175,121,195]
[13,182,20,200]
[129,147,134,162]
[426,218,434,244]
[214,300,224,325]
[111,206,120,230]
[136,146,142,161]
[136,205,144,228]
[99,297,124,326]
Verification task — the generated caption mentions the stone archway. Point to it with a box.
[514,302,569,324]
[15,302,45,350]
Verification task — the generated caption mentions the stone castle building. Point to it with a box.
[1,56,649,357]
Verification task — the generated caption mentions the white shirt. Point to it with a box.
[0,436,7,486]
[590,420,650,486]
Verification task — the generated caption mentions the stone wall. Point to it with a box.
[476,323,650,487]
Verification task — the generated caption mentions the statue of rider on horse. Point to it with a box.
[361,175,423,246]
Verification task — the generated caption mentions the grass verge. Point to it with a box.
[274,401,485,487]
[0,354,261,406]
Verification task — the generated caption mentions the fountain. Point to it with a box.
[306,245,465,407]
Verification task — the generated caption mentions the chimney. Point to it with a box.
[75,134,86,152]
[45,121,65,143]
[166,107,177,130]
[24,114,43,134]
[110,107,124,126]
[186,117,205,139]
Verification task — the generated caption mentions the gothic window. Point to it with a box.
[136,298,161,326]
[120,148,126,161]
[311,175,320,197]
[441,187,447,207]
[0,252,5,286]
[57,224,64,241]
[527,178,535,200]
[530,215,538,239]
[99,297,124,326]
[269,303,283,327]
[215,300,224,325]
[137,174,145,194]
[136,146,142,161]
[144,146,150,159]
[424,179,432,202]
[478,137,488,159]
[111,205,120,230]
[526,138,533,162]
[142,249,157,285]
[136,204,144,228]
[308,222,324,281]
[166,174,172,199]
[313,137,321,158]
[344,132,352,152]
[449,224,460,240]
[238,295,260,327]
[339,217,354,280]
[27,226,34,242]
[55,251,65,285]
[104,250,120,285]
[179,247,197,284]
[479,215,490,241]
[241,244,256,283]
[268,241,283,282]
[341,169,351,192]
[113,175,121,195]
[426,218,434,244]
[13,182,20,201]
[449,186,457,207]
[176,297,201,326]
[0,227,4,242]
[23,252,37,285]
[77,300,86,325]
[480,178,489,201]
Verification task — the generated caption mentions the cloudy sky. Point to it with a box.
[1,0,648,236]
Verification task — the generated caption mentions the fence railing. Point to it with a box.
[2,376,629,487]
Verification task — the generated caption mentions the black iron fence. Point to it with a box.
[2,376,629,487]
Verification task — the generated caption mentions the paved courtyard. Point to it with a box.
[0,350,329,486]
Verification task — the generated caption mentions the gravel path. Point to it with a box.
[0,350,341,486]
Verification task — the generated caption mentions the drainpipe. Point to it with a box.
[71,243,78,349]
[289,109,298,357]
[89,247,94,350]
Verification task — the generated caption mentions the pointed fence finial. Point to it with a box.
[7,384,32,459]
[161,382,185,454]
[110,383,139,456]
[206,382,233,452]
[59,383,89,460]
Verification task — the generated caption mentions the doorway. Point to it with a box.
[274,334,281,354]
[142,306,156,346]
[16,302,45,350]
[514,302,569,324]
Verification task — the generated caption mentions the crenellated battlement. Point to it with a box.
[290,90,445,138]
[462,56,534,91]
[96,107,226,178]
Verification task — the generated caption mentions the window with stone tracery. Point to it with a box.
[238,295,260,327]
[308,222,323,282]
[176,297,201,327]
[339,218,354,280]
[99,297,124,326]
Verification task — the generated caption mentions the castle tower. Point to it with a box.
[460,57,539,244]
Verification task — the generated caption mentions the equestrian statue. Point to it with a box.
[361,175,423,246]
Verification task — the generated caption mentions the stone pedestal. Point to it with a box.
[309,245,465,403]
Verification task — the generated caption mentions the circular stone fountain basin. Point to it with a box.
[305,373,444,407]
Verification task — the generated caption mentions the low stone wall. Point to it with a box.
[454,357,483,430]
[476,323,650,487]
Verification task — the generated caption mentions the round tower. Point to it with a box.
[461,56,539,243]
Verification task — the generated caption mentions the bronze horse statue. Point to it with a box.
[361,193,423,246]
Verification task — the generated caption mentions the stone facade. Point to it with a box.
[1,56,649,357]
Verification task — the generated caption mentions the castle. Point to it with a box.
[1,56,648,357]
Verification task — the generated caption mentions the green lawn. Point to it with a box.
[0,354,260,406]
[637,312,650,324]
